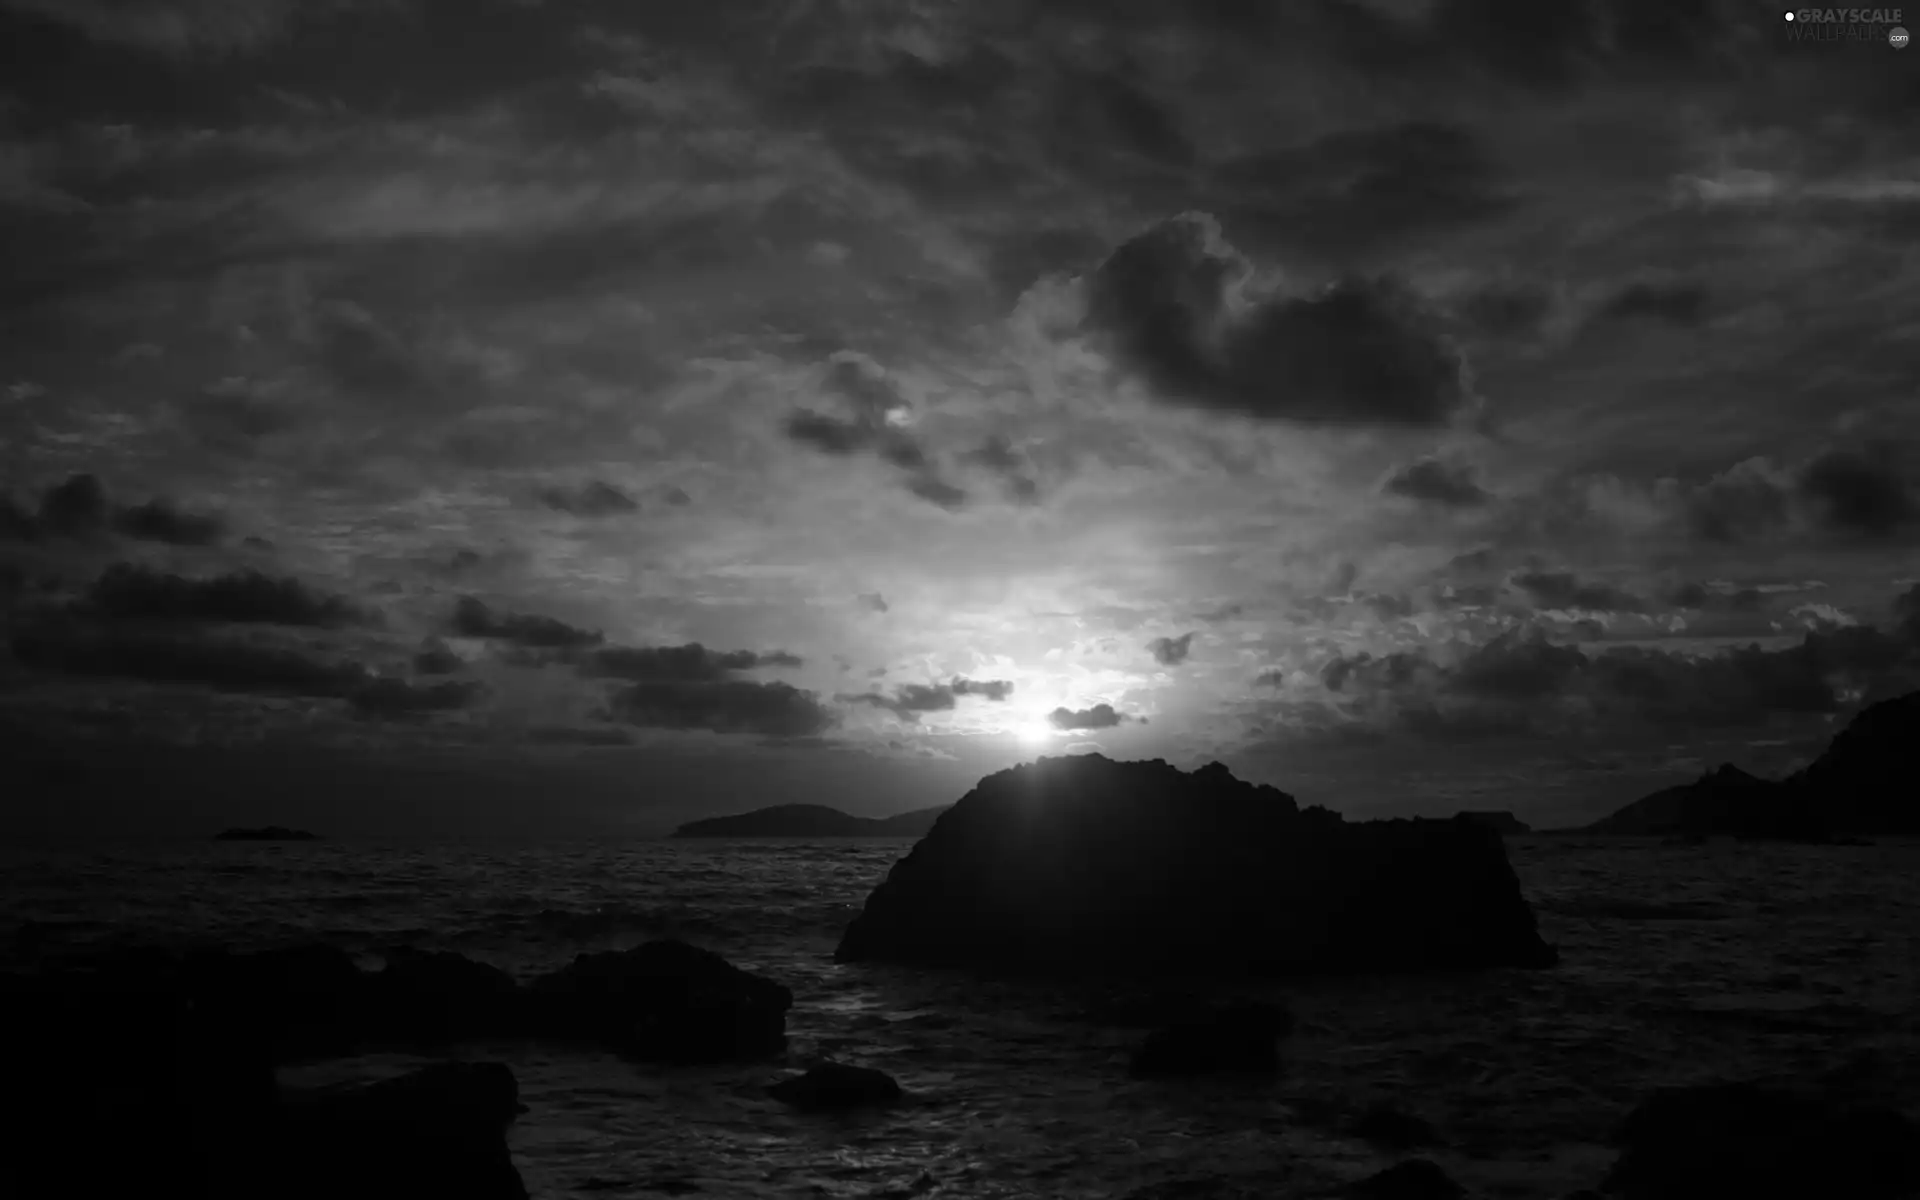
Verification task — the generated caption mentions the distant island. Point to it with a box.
[1584,690,1917,839]
[213,826,321,841]
[1453,810,1531,835]
[672,803,951,839]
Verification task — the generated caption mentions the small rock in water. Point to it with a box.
[1128,1000,1293,1079]
[1349,1101,1442,1149]
[1346,1158,1466,1199]
[766,1061,903,1111]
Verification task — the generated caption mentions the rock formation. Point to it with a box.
[1452,810,1531,835]
[834,754,1557,977]
[765,1062,903,1110]
[1584,690,1919,838]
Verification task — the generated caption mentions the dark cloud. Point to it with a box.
[1797,448,1918,540]
[83,564,367,627]
[1509,570,1645,613]
[1081,213,1472,427]
[840,676,1015,722]
[1383,457,1491,507]
[857,592,889,614]
[347,676,485,719]
[1048,703,1129,730]
[606,678,836,739]
[449,596,603,650]
[1147,631,1196,666]
[1686,459,1794,543]
[782,356,968,509]
[962,436,1041,504]
[1085,69,1194,167]
[535,480,638,517]
[579,643,804,683]
[524,724,635,747]
[1596,279,1710,327]
[1212,121,1514,259]
[412,640,464,675]
[1667,582,1765,612]
[1895,584,1920,642]
[9,621,368,699]
[0,474,226,546]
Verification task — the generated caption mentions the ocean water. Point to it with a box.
[4,836,1918,1199]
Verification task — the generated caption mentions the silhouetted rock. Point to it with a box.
[1347,1158,1465,1199]
[1586,690,1920,838]
[1349,1102,1442,1149]
[1128,1001,1294,1079]
[766,1061,903,1110]
[214,825,320,841]
[1600,1081,1920,1199]
[525,938,791,1063]
[368,948,523,1044]
[1584,764,1806,838]
[835,755,1557,976]
[672,802,950,838]
[1787,690,1920,834]
[183,943,369,1061]
[275,1062,528,1200]
[1453,809,1530,835]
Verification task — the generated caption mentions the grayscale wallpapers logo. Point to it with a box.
[1784,7,1910,43]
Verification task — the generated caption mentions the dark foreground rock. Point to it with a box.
[526,938,792,1063]
[2,961,528,1198]
[1599,1080,1920,1199]
[276,1062,528,1200]
[836,754,1557,976]
[1349,1102,1442,1149]
[1128,1001,1294,1079]
[766,1062,903,1110]
[1347,1158,1465,1199]
[370,947,525,1044]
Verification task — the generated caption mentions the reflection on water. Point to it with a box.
[5,836,1918,1197]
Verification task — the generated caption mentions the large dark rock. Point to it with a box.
[1347,1159,1465,1199]
[834,755,1557,976]
[766,1062,903,1110]
[1599,1081,1920,1199]
[273,1062,528,1200]
[525,938,791,1062]
[182,943,370,1061]
[1128,1001,1294,1079]
[1453,809,1530,835]
[1586,690,1920,838]
[368,948,524,1044]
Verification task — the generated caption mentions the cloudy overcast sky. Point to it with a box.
[3,0,1917,835]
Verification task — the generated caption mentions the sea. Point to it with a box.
[3,835,1917,1199]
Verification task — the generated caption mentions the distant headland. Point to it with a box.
[671,803,951,839]
[1583,689,1917,839]
[213,826,322,841]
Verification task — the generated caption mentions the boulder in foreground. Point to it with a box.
[835,755,1557,977]
[525,938,791,1063]
[1128,1001,1294,1079]
[1599,1080,1919,1199]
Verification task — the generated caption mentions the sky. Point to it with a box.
[3,0,1918,836]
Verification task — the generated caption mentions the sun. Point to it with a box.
[1013,718,1056,748]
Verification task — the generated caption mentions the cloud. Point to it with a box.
[782,354,969,508]
[1048,703,1130,730]
[606,678,837,739]
[840,676,1015,722]
[535,480,638,517]
[1079,212,1473,427]
[449,596,603,650]
[412,640,464,675]
[1596,278,1710,326]
[962,436,1041,504]
[1147,631,1196,666]
[524,724,634,747]
[1383,457,1491,507]
[0,474,224,546]
[83,564,367,627]
[1509,570,1645,614]
[11,621,363,696]
[857,592,889,613]
[1797,448,1918,539]
[0,0,330,57]
[347,676,485,719]
[579,643,805,683]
